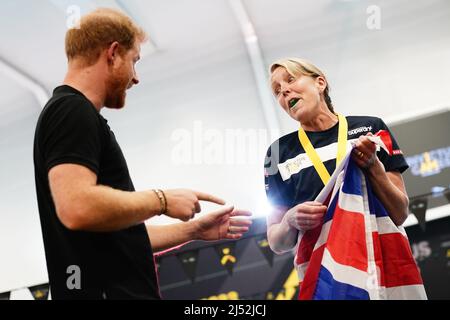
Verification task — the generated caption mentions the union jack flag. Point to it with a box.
[295,135,427,300]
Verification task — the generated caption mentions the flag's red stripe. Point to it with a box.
[371,232,386,286]
[379,233,424,287]
[326,206,367,272]
[296,226,321,265]
[298,244,326,300]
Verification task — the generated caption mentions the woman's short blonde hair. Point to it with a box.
[65,8,147,66]
[270,58,334,113]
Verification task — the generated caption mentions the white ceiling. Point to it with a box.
[1,0,449,121]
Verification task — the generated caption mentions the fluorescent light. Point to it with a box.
[228,0,281,133]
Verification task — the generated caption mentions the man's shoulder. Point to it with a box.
[39,91,100,127]
[47,91,93,112]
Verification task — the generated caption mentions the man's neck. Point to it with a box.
[63,63,106,112]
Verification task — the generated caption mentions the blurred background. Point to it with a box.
[0,0,449,300]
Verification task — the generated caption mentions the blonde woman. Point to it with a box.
[265,58,409,254]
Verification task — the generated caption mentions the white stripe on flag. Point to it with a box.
[376,216,407,236]
[361,174,384,300]
[314,220,332,250]
[386,285,428,300]
[338,192,365,216]
[295,262,309,282]
[322,248,369,292]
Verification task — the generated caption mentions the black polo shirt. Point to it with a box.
[33,85,160,299]
[264,116,409,209]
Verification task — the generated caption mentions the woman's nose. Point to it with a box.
[281,85,290,96]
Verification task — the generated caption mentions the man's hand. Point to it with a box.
[193,206,252,241]
[163,189,226,222]
[284,201,327,232]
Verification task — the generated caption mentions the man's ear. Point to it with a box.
[315,76,327,93]
[106,41,120,64]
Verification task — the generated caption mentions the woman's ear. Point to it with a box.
[315,76,327,93]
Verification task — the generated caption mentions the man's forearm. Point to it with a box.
[69,185,162,232]
[146,222,197,253]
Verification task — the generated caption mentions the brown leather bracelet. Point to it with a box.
[152,189,167,215]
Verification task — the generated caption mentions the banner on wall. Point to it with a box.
[214,242,237,275]
[254,235,274,267]
[176,250,199,283]
[0,283,51,300]
[0,283,50,300]
[29,283,50,300]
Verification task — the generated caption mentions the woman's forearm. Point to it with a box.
[267,211,299,254]
[367,159,409,226]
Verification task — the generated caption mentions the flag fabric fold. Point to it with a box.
[294,142,426,300]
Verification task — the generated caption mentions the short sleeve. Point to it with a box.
[40,96,103,175]
[264,142,292,208]
[376,118,409,173]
